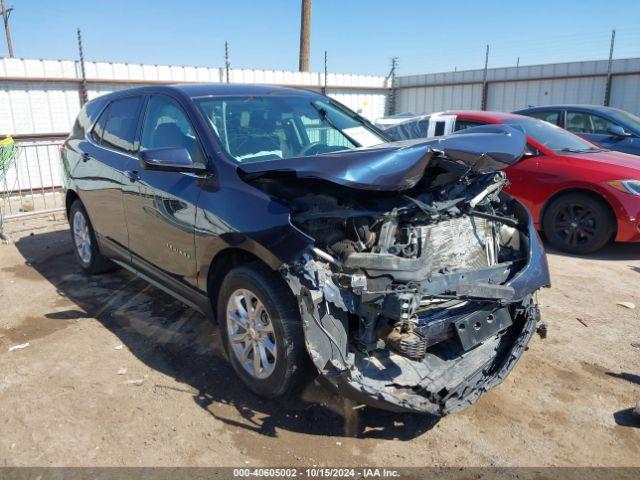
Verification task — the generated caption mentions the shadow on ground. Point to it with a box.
[606,372,640,386]
[543,240,640,262]
[13,229,438,441]
[613,408,640,428]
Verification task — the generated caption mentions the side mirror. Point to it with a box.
[139,147,205,172]
[522,145,540,158]
[607,124,630,138]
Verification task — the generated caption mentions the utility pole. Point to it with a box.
[298,0,311,72]
[322,50,327,94]
[481,44,490,110]
[604,29,616,106]
[385,57,398,116]
[1,0,13,58]
[77,28,88,105]
[224,41,230,83]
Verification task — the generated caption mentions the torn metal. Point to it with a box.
[247,125,550,415]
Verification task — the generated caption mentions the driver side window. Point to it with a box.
[566,111,618,135]
[588,114,617,135]
[140,95,206,167]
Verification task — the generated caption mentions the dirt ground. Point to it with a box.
[0,215,639,467]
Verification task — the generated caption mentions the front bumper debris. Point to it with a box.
[282,216,549,415]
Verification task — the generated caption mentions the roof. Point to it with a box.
[90,83,322,105]
[442,110,526,122]
[514,104,616,114]
[169,83,320,98]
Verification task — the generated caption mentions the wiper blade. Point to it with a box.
[309,101,359,147]
[558,147,606,153]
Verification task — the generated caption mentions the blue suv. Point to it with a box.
[61,84,549,415]
[515,105,640,156]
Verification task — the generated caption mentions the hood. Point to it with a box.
[561,149,640,173]
[238,125,526,191]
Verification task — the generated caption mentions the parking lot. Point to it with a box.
[0,215,639,467]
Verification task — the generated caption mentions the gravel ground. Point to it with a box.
[0,216,639,467]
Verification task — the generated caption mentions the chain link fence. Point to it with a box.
[0,139,65,237]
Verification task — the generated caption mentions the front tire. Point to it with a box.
[542,192,613,254]
[217,264,310,398]
[69,200,113,274]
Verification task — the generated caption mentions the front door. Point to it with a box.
[124,94,207,291]
[565,110,637,154]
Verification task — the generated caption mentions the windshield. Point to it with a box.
[502,117,602,153]
[194,95,387,163]
[609,108,640,133]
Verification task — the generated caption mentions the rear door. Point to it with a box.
[525,110,562,127]
[123,94,207,292]
[76,95,144,261]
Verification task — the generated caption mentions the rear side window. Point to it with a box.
[527,111,560,125]
[100,96,143,153]
[140,95,205,166]
[433,121,446,136]
[454,120,485,132]
[91,105,110,143]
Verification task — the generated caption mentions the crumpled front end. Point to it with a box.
[284,204,546,415]
[247,127,550,415]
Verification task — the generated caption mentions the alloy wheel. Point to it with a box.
[226,288,278,379]
[551,202,597,248]
[73,210,92,264]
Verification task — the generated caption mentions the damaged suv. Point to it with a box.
[62,84,550,415]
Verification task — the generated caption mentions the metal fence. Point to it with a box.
[0,57,389,137]
[0,57,390,223]
[0,140,65,225]
[395,57,640,116]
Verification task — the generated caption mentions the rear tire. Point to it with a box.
[542,192,613,254]
[69,200,113,274]
[217,263,311,398]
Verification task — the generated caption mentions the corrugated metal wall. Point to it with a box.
[0,58,389,136]
[396,57,640,115]
[486,77,607,111]
[610,74,640,112]
[397,84,483,114]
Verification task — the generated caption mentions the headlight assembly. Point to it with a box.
[607,179,640,196]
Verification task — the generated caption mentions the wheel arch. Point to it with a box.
[540,187,618,237]
[206,247,281,320]
[65,189,80,218]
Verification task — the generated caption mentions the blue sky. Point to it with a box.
[4,0,640,76]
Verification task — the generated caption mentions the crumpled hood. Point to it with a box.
[238,124,526,191]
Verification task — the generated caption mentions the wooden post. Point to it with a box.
[1,0,13,58]
[298,0,312,72]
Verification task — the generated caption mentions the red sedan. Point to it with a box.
[397,111,640,253]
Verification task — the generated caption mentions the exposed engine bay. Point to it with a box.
[240,126,550,415]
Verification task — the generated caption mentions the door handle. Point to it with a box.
[125,170,140,182]
[82,152,90,162]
